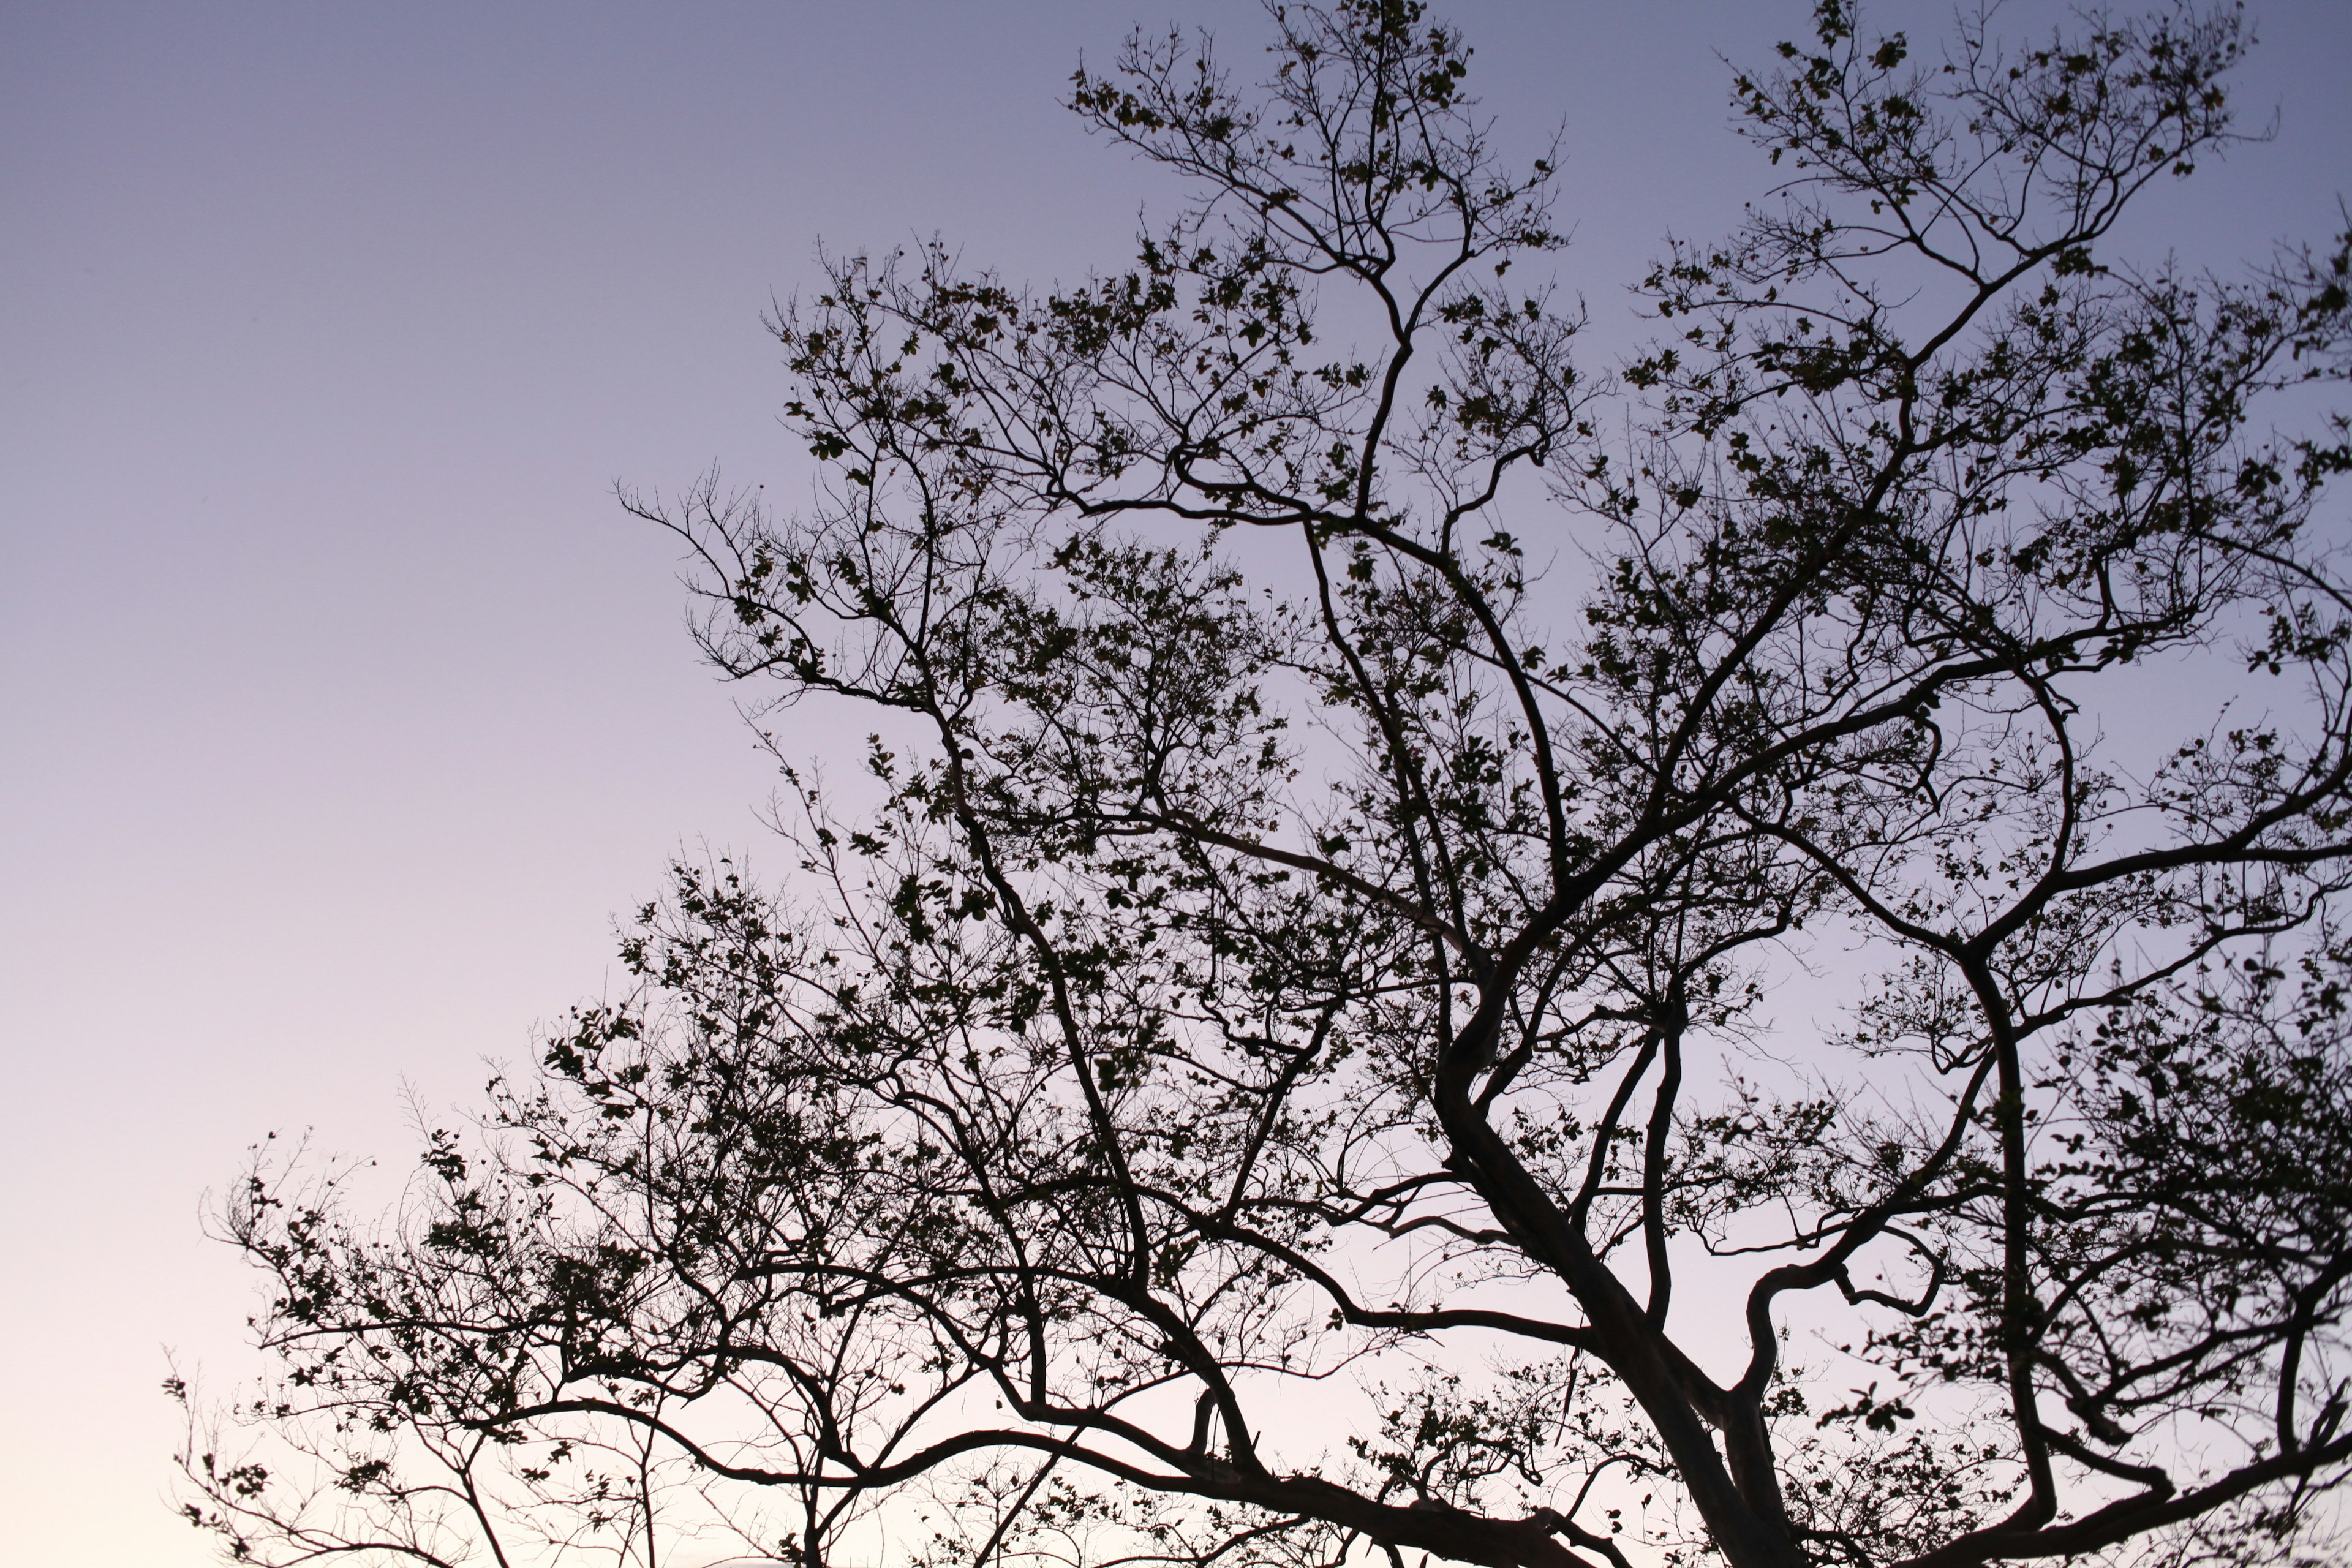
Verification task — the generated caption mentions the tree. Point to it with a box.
[182,2,2352,1565]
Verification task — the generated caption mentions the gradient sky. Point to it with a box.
[4,2,2347,1564]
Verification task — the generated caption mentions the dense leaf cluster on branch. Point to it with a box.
[181,4,2352,1566]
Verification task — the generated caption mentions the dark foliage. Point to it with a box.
[181,4,2352,1566]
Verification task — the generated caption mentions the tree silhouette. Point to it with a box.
[183,4,2352,1566]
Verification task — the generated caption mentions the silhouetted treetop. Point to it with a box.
[184,5,2352,1567]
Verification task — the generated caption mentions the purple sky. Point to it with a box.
[4,2,2346,1562]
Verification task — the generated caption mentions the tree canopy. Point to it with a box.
[179,3,2352,1566]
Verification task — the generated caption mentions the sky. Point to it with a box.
[3,2,2348,1564]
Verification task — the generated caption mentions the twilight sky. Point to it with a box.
[3,2,2346,1563]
